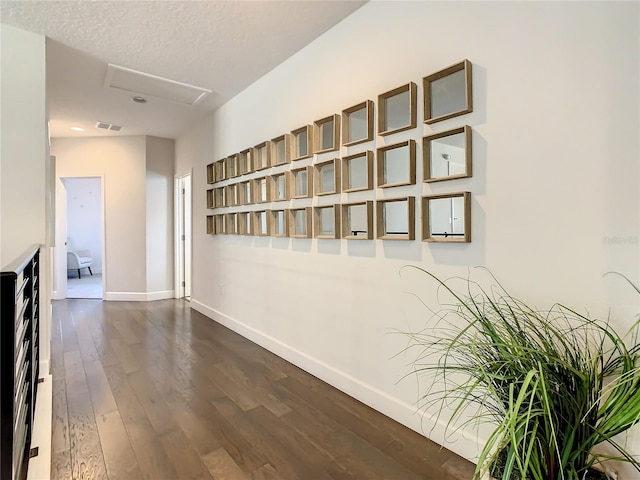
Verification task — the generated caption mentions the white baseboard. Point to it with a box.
[105,290,175,302]
[190,299,484,463]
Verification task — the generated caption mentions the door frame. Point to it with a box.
[174,172,192,299]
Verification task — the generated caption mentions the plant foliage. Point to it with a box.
[402,267,640,480]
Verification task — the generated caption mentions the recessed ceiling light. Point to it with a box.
[70,126,84,132]
[132,96,147,104]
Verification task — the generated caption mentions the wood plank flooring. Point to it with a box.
[50,299,475,480]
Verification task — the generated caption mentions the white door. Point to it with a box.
[175,173,192,299]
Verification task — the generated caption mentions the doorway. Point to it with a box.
[54,176,105,300]
[175,173,192,299]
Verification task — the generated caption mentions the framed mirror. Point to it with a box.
[253,141,272,170]
[206,215,214,234]
[238,180,252,205]
[214,187,225,208]
[225,184,238,207]
[378,82,417,136]
[252,177,269,204]
[314,114,340,153]
[422,192,471,242]
[291,125,313,160]
[289,208,312,238]
[238,148,253,175]
[207,163,215,184]
[271,134,291,166]
[253,210,270,236]
[269,173,288,202]
[226,213,238,235]
[314,158,340,196]
[376,197,415,240]
[226,154,238,178]
[238,212,253,236]
[206,189,214,209]
[214,158,226,182]
[377,140,416,188]
[214,214,226,235]
[314,204,340,239]
[424,59,472,124]
[424,126,472,182]
[342,100,374,146]
[289,166,313,199]
[342,151,373,193]
[341,201,373,240]
[270,209,288,237]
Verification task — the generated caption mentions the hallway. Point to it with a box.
[50,299,475,480]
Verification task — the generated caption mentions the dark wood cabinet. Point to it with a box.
[1,246,40,480]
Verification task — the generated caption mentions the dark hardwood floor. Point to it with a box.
[50,298,475,480]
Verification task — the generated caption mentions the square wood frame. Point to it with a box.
[253,141,272,171]
[214,214,226,234]
[313,158,341,196]
[214,158,226,182]
[376,197,415,240]
[423,126,472,183]
[269,209,288,237]
[288,207,312,238]
[288,166,313,199]
[341,201,373,240]
[206,163,215,184]
[313,114,341,154]
[214,187,225,208]
[423,59,473,124]
[225,184,238,207]
[252,177,270,204]
[342,151,374,193]
[253,210,271,237]
[378,82,417,136]
[377,139,416,188]
[238,148,253,175]
[421,192,471,243]
[206,189,214,209]
[269,173,289,202]
[238,180,252,205]
[226,154,239,178]
[206,215,215,234]
[291,125,313,161]
[238,212,253,236]
[270,134,291,166]
[342,100,374,147]
[226,212,238,235]
[313,204,341,239]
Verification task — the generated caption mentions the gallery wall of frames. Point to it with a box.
[206,59,474,243]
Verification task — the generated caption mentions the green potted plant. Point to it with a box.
[402,267,640,480]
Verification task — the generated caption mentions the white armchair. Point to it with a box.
[67,250,93,279]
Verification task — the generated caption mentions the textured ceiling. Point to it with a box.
[0,0,365,138]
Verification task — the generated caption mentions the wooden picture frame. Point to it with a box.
[214,187,225,208]
[342,151,374,193]
[288,208,312,238]
[253,210,270,237]
[225,184,238,207]
[269,173,289,202]
[270,209,288,237]
[238,212,253,236]
[422,192,471,242]
[226,154,239,178]
[291,125,313,161]
[376,197,415,240]
[377,140,416,188]
[313,204,340,239]
[271,134,291,166]
[253,141,272,171]
[214,214,226,234]
[424,126,472,183]
[378,82,417,136]
[252,177,270,204]
[238,180,252,205]
[424,59,473,124]
[313,114,340,153]
[314,158,341,196]
[206,215,215,234]
[206,163,215,184]
[226,212,238,235]
[289,166,313,199]
[206,189,214,209]
[214,158,226,182]
[342,100,374,147]
[341,201,373,240]
[238,148,253,175]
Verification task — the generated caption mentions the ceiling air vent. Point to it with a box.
[95,122,124,131]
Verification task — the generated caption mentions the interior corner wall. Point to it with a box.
[145,136,175,299]
[176,1,640,466]
[0,24,47,266]
[51,136,148,298]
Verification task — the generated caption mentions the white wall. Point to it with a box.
[52,136,147,297]
[64,177,103,272]
[145,136,175,298]
[176,1,640,469]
